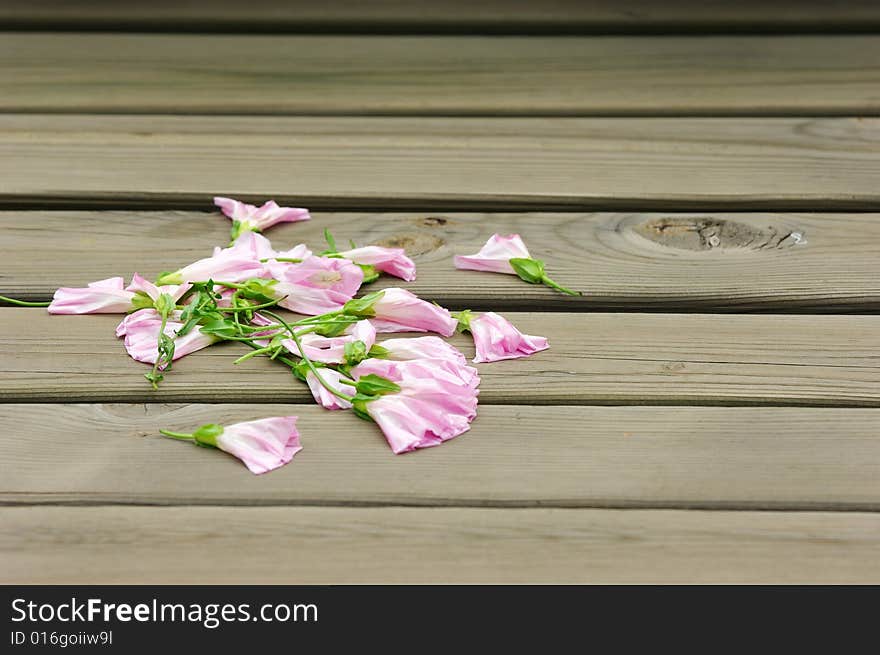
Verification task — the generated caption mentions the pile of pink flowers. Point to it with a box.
[20,198,576,474]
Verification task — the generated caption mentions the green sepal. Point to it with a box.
[343,290,385,318]
[358,264,380,284]
[291,358,321,382]
[351,394,376,422]
[130,291,155,311]
[509,257,545,285]
[367,344,390,358]
[192,423,223,448]
[452,309,474,333]
[355,373,401,396]
[154,292,176,318]
[155,271,183,286]
[312,321,349,338]
[344,340,369,366]
[238,278,278,302]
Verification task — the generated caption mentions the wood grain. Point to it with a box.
[2,115,880,210]
[3,1,880,32]
[2,210,879,311]
[0,310,878,406]
[3,403,879,510]
[3,506,878,583]
[2,34,879,115]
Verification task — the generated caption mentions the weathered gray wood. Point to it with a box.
[0,310,878,406]
[3,403,879,510]
[2,210,878,311]
[3,506,878,583]
[2,116,880,210]
[3,1,880,32]
[2,35,879,115]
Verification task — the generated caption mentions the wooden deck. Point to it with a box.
[1,2,879,584]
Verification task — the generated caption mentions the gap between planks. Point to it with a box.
[2,404,880,511]
[0,310,879,406]
[1,116,880,211]
[2,1,880,34]
[0,34,879,115]
[2,210,878,312]
[3,506,879,583]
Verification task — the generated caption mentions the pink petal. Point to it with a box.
[216,416,301,474]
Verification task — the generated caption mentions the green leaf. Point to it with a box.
[199,318,241,339]
[343,340,368,366]
[324,227,338,252]
[351,395,376,422]
[192,423,223,448]
[313,321,349,337]
[355,373,401,396]
[367,344,390,358]
[509,257,545,284]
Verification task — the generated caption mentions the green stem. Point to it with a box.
[259,257,302,263]
[541,275,581,296]
[0,295,51,307]
[147,312,170,390]
[158,429,194,441]
[262,309,355,403]
[233,346,277,364]
[221,295,287,312]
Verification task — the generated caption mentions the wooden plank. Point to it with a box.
[2,35,879,115]
[3,404,879,510]
[3,2,880,33]
[3,506,878,583]
[0,310,878,406]
[2,210,878,311]
[2,116,880,210]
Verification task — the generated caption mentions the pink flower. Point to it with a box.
[377,336,468,367]
[116,308,219,368]
[338,245,417,282]
[48,277,136,314]
[162,417,302,475]
[126,273,191,305]
[351,357,480,454]
[305,368,357,410]
[215,416,302,474]
[156,247,265,285]
[467,312,549,363]
[214,197,311,233]
[454,234,531,274]
[273,256,364,316]
[286,319,376,364]
[355,288,457,336]
[216,231,312,264]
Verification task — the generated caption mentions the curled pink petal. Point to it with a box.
[214,196,311,232]
[48,277,135,314]
[126,273,191,303]
[215,416,301,474]
[339,245,417,282]
[378,335,468,366]
[469,312,549,363]
[170,248,266,285]
[283,319,376,364]
[305,368,356,410]
[351,353,479,454]
[117,309,219,368]
[368,288,457,336]
[453,234,531,274]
